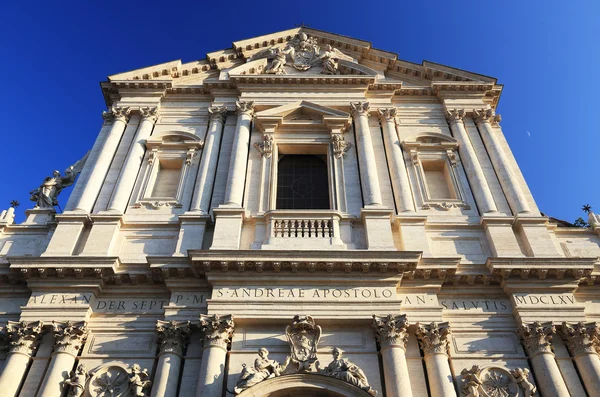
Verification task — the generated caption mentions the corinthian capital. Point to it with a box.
[350,102,370,119]
[208,106,228,124]
[560,321,600,357]
[1,320,44,356]
[199,314,235,349]
[236,101,255,117]
[473,109,501,126]
[51,320,88,355]
[377,108,397,123]
[372,314,409,349]
[102,106,132,123]
[416,321,451,356]
[139,106,160,122]
[156,320,191,355]
[518,321,555,356]
[445,109,466,123]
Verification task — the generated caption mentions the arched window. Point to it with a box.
[276,155,330,210]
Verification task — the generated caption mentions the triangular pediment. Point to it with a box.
[255,101,350,133]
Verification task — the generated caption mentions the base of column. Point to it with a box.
[514,216,561,257]
[210,207,247,250]
[396,215,431,255]
[79,214,122,256]
[175,214,210,255]
[361,208,395,250]
[481,216,524,257]
[41,213,90,256]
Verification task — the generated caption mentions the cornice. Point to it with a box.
[486,257,596,283]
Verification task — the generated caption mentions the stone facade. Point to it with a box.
[1,27,599,397]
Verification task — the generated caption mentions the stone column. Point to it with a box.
[107,106,159,213]
[0,321,44,397]
[350,102,383,207]
[74,106,131,213]
[378,109,415,213]
[151,320,191,397]
[372,314,413,397]
[416,322,456,397]
[196,314,235,397]
[561,322,600,396]
[518,321,570,396]
[191,106,228,213]
[223,101,254,207]
[473,109,530,214]
[37,321,88,397]
[446,109,497,214]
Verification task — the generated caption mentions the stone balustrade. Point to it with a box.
[263,210,346,249]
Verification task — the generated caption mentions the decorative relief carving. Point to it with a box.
[139,106,159,122]
[560,321,600,357]
[377,108,397,123]
[349,102,370,119]
[445,109,466,123]
[473,109,502,126]
[156,320,191,356]
[517,321,555,356]
[254,134,274,158]
[0,320,44,356]
[199,314,235,349]
[129,364,152,397]
[317,348,377,396]
[372,314,409,349]
[234,348,288,394]
[102,106,132,123]
[285,315,321,372]
[236,101,255,117]
[415,321,451,356]
[64,364,88,397]
[510,368,536,397]
[208,106,228,124]
[51,320,88,356]
[331,134,352,159]
[460,365,519,397]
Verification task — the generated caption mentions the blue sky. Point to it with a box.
[1,0,598,223]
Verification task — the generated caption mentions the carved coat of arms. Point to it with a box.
[285,314,321,371]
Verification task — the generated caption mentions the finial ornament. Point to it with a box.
[332,134,352,159]
[377,108,397,123]
[139,106,160,122]
[1,320,44,355]
[473,108,501,126]
[415,321,451,356]
[102,106,132,123]
[156,320,191,355]
[208,106,228,124]
[517,321,555,356]
[445,109,466,123]
[560,321,600,357]
[372,314,409,349]
[199,314,235,349]
[254,134,274,158]
[236,101,255,117]
[50,320,88,355]
[350,102,370,119]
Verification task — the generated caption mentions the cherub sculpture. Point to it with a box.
[30,152,89,209]
[511,367,537,397]
[460,365,483,397]
[64,364,88,397]
[317,347,377,396]
[233,348,289,394]
[129,364,152,397]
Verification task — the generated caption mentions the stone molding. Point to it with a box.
[445,109,466,124]
[199,314,235,349]
[156,320,191,356]
[208,106,228,124]
[560,321,600,357]
[517,321,555,356]
[254,134,274,158]
[372,314,409,350]
[377,108,397,124]
[1,320,44,356]
[101,106,132,123]
[139,106,160,122]
[473,108,501,126]
[415,321,451,356]
[349,102,370,119]
[236,101,255,117]
[50,320,88,355]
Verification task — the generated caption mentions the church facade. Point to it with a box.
[1,27,600,397]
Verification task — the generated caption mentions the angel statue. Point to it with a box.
[64,364,88,397]
[129,364,152,397]
[233,348,289,394]
[460,365,483,397]
[264,48,287,75]
[511,367,537,397]
[30,152,89,209]
[316,348,377,396]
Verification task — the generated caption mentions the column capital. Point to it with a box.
[445,109,466,123]
[156,320,191,356]
[517,321,555,356]
[199,314,235,349]
[560,321,600,357]
[377,108,397,123]
[139,105,160,123]
[254,133,274,158]
[372,314,409,349]
[102,106,132,123]
[1,320,44,356]
[350,102,370,119]
[236,101,255,117]
[50,320,88,356]
[473,108,501,126]
[331,134,352,159]
[208,106,228,124]
[415,321,451,356]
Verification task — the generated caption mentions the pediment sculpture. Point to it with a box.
[285,314,321,371]
[251,33,356,75]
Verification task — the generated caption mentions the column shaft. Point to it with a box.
[223,102,254,207]
[196,345,227,397]
[107,108,158,213]
[0,353,31,397]
[36,352,75,397]
[573,354,600,397]
[151,353,182,397]
[446,110,497,213]
[424,353,457,397]
[351,103,383,206]
[381,347,413,397]
[379,109,415,213]
[530,353,570,396]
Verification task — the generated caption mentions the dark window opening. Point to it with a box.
[276,154,330,210]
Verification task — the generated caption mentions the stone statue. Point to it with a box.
[317,347,377,396]
[30,152,89,209]
[511,367,536,397]
[233,348,289,394]
[128,364,152,397]
[264,48,286,75]
[460,365,483,397]
[64,363,88,397]
[285,315,321,372]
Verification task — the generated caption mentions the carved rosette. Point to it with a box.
[156,320,191,356]
[139,106,160,123]
[473,108,502,126]
[377,108,397,124]
[199,314,235,349]
[372,314,409,350]
[331,134,352,159]
[350,102,370,119]
[208,106,228,124]
[102,106,132,123]
[236,101,255,118]
[1,320,44,356]
[560,321,600,357]
[445,109,466,124]
[517,321,556,356]
[415,321,451,356]
[254,134,274,158]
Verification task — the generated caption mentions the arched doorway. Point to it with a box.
[236,374,375,397]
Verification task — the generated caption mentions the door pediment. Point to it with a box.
[254,101,351,133]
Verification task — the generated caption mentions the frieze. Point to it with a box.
[440,299,511,312]
[27,293,93,305]
[94,299,168,313]
[512,293,576,306]
[213,286,396,301]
